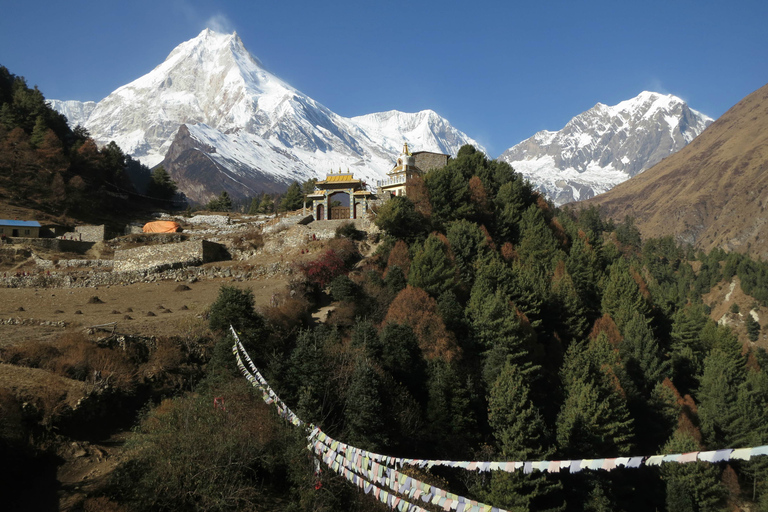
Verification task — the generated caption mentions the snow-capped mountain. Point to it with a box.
[498,92,713,205]
[49,29,481,204]
[46,99,97,129]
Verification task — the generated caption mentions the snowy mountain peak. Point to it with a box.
[499,91,713,206]
[49,30,480,204]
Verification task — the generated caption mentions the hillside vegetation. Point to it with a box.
[65,145,768,512]
[0,65,172,223]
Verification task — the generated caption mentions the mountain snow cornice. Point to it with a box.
[498,91,713,206]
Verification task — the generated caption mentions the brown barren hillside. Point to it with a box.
[581,83,768,258]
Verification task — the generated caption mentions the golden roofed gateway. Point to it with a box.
[308,168,374,221]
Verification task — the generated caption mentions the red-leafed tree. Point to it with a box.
[384,285,459,362]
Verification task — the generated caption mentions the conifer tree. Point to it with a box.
[601,258,650,330]
[620,311,670,394]
[259,193,274,214]
[374,195,426,241]
[746,313,761,342]
[697,334,746,447]
[145,166,177,200]
[467,289,536,385]
[557,335,635,457]
[445,219,490,282]
[660,430,725,512]
[550,262,590,342]
[517,204,562,273]
[29,115,48,148]
[345,357,389,451]
[486,361,564,511]
[408,233,457,297]
[565,236,603,313]
[280,181,304,211]
[207,191,232,212]
[494,178,533,243]
[247,195,261,214]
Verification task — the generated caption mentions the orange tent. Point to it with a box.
[142,221,181,233]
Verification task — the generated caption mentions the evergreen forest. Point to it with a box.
[104,145,768,512]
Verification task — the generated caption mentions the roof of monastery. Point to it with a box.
[316,173,361,185]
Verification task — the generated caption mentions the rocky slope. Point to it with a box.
[581,83,768,259]
[499,91,713,205]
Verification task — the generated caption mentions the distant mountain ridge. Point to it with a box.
[498,91,713,205]
[582,83,768,259]
[48,29,482,204]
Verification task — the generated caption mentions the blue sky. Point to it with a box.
[1,0,766,156]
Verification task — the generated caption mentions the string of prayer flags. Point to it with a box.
[230,324,768,512]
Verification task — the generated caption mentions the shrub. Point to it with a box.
[110,381,286,511]
[296,250,347,289]
[335,221,364,240]
[261,295,311,343]
[208,285,266,339]
[329,274,358,302]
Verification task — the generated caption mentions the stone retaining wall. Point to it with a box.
[8,238,95,254]
[0,261,290,289]
[113,240,228,272]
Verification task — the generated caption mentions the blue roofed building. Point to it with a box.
[0,220,41,238]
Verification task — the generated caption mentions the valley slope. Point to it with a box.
[581,83,768,258]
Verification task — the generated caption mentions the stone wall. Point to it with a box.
[75,225,107,242]
[0,261,290,289]
[113,240,227,272]
[414,152,449,171]
[8,238,95,254]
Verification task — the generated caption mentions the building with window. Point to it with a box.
[376,143,449,197]
[0,220,41,238]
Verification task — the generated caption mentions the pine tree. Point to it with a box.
[557,335,635,457]
[445,219,490,282]
[373,195,425,241]
[344,357,388,451]
[29,115,47,148]
[207,191,232,212]
[494,178,533,244]
[620,311,670,394]
[145,166,177,200]
[280,181,304,211]
[601,258,650,330]
[467,289,536,385]
[746,314,761,342]
[517,204,561,273]
[550,262,590,342]
[660,430,725,512]
[697,334,746,447]
[565,236,603,313]
[408,233,457,298]
[259,193,274,214]
[486,361,564,511]
[247,195,261,214]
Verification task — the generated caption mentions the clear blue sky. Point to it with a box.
[1,0,766,156]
